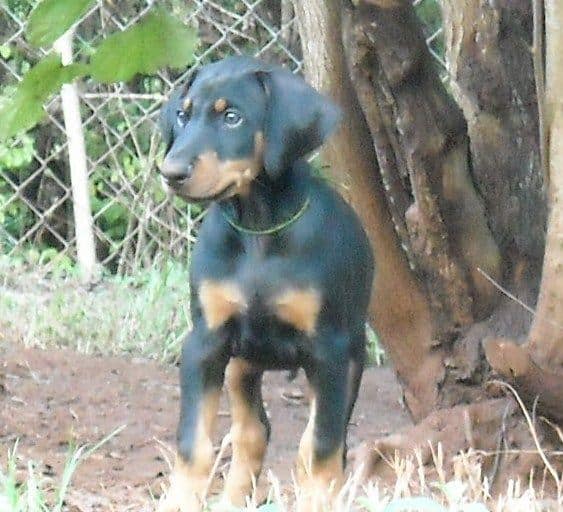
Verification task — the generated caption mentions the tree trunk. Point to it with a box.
[442,0,546,272]
[295,0,504,419]
[293,0,562,491]
[293,0,442,421]
[528,0,563,369]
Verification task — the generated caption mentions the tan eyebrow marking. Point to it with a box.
[182,97,192,111]
[214,98,228,113]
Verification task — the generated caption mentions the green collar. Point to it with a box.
[222,197,310,236]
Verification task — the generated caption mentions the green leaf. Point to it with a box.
[0,54,87,140]
[27,0,95,47]
[0,44,12,59]
[90,7,197,83]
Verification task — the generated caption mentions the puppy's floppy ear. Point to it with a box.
[256,68,341,178]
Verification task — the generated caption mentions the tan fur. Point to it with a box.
[182,97,192,111]
[297,398,344,512]
[158,390,221,512]
[214,98,227,112]
[297,398,316,478]
[273,288,321,336]
[175,132,264,200]
[224,359,268,506]
[199,280,247,330]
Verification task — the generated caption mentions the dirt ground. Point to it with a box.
[0,345,411,511]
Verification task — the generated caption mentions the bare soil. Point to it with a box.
[0,346,411,511]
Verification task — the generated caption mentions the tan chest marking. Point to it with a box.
[273,288,321,336]
[199,280,247,330]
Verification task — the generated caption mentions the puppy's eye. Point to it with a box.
[176,110,189,127]
[224,109,243,127]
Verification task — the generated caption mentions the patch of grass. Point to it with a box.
[157,442,560,512]
[0,256,191,363]
[1,255,387,367]
[4,434,561,511]
[0,427,124,512]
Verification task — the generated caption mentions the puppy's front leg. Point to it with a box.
[159,325,229,512]
[223,358,270,506]
[297,331,350,512]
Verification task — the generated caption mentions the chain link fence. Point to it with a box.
[0,0,444,276]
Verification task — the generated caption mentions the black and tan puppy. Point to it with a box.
[157,56,374,511]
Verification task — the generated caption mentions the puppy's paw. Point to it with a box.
[295,484,332,512]
[157,462,207,512]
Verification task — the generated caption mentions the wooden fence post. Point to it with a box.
[53,29,97,281]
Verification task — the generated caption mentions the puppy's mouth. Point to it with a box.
[161,174,238,201]
[182,183,237,203]
[161,132,264,203]
[161,175,189,187]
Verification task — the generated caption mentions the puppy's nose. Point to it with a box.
[159,157,195,183]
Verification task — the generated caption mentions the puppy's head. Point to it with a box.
[158,56,340,202]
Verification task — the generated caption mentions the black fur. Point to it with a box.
[159,56,374,497]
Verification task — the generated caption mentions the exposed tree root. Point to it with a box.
[350,398,562,495]
[484,338,563,425]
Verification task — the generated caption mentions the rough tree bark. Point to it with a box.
[293,0,562,492]
[294,0,503,419]
[527,0,563,369]
[442,0,546,271]
[443,0,563,418]
[293,0,442,421]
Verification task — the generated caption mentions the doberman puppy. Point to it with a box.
[157,56,374,511]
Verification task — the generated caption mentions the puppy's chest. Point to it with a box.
[197,242,322,338]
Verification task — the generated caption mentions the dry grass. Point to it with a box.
[3,445,559,512]
[0,428,125,512]
[1,261,560,511]
[0,257,192,363]
[151,434,562,512]
[0,257,385,366]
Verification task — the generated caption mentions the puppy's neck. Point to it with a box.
[222,164,308,233]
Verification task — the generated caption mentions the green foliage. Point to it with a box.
[256,505,280,511]
[0,428,124,512]
[381,497,447,511]
[90,7,197,83]
[3,0,34,20]
[27,0,95,47]
[0,4,197,141]
[0,134,36,246]
[0,45,12,60]
[0,1,200,263]
[0,133,34,170]
[0,54,86,139]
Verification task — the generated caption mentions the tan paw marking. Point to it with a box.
[296,399,344,512]
[223,359,268,506]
